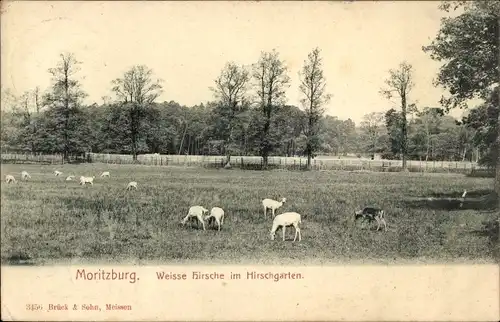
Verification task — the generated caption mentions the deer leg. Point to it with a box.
[198,215,206,231]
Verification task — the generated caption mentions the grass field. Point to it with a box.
[1,163,498,265]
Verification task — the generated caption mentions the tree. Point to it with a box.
[43,53,88,160]
[0,88,23,152]
[460,88,499,166]
[14,88,43,152]
[299,48,331,169]
[252,49,291,168]
[111,65,163,160]
[275,105,305,157]
[384,108,403,159]
[423,1,499,200]
[210,62,250,166]
[380,62,415,170]
[416,107,445,161]
[359,112,386,158]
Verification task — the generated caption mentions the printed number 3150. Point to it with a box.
[26,304,43,311]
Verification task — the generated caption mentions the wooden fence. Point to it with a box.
[0,152,88,165]
[0,152,490,175]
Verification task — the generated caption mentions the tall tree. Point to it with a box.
[210,62,250,166]
[384,108,403,159]
[252,49,290,168]
[0,89,23,151]
[359,111,386,158]
[460,88,499,166]
[417,107,445,161]
[299,47,331,169]
[275,105,305,157]
[423,0,499,199]
[15,90,39,152]
[380,62,415,170]
[43,53,88,160]
[111,65,163,160]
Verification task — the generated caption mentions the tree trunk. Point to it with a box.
[425,131,430,161]
[225,124,233,167]
[496,94,500,204]
[496,114,500,205]
[178,122,188,155]
[401,95,408,171]
[496,15,500,206]
[131,137,137,161]
[262,111,270,169]
[262,154,268,169]
[225,135,232,168]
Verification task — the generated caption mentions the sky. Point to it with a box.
[1,1,472,123]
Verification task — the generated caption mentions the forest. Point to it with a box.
[0,1,498,172]
[0,59,496,167]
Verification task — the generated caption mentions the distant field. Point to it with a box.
[1,164,498,265]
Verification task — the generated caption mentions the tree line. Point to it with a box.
[0,2,498,176]
[0,58,494,168]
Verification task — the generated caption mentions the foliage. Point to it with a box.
[380,62,415,168]
[299,48,331,168]
[359,112,386,157]
[0,47,494,164]
[41,53,88,159]
[252,50,291,167]
[460,88,499,167]
[423,1,499,109]
[111,65,163,160]
[423,0,499,196]
[210,62,250,164]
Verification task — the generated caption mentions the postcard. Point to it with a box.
[1,1,499,321]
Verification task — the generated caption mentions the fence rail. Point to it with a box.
[0,152,490,175]
[0,153,87,164]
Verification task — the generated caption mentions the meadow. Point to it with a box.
[1,163,498,265]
